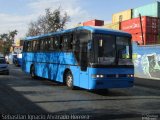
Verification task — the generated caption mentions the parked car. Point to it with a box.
[0,57,9,75]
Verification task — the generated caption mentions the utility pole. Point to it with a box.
[139,13,144,45]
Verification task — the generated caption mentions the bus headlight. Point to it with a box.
[127,74,134,77]
[92,74,104,78]
[100,75,104,78]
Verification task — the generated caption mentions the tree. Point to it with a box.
[0,30,18,56]
[26,7,70,36]
[27,21,40,36]
[9,30,18,42]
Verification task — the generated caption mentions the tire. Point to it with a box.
[30,65,37,79]
[65,71,74,89]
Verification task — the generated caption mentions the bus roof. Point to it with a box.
[25,26,131,40]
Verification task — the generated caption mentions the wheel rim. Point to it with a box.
[66,74,72,87]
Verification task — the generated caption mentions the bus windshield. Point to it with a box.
[93,34,132,65]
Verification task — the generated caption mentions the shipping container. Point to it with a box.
[132,33,158,45]
[112,9,132,23]
[120,16,159,34]
[83,19,104,26]
[132,2,160,18]
[103,22,120,30]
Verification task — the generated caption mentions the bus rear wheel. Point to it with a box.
[65,71,74,89]
[30,65,37,79]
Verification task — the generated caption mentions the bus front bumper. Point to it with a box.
[89,78,134,90]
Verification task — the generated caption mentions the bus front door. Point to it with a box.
[79,44,89,89]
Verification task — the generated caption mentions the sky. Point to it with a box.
[0,0,158,40]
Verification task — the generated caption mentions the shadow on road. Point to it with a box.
[0,83,48,114]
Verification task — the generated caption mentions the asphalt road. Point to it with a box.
[0,65,160,120]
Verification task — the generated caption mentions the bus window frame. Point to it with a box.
[27,41,32,52]
[23,41,28,52]
[53,35,61,51]
[61,33,73,52]
[48,37,54,51]
[32,40,37,52]
[39,39,45,52]
[35,39,40,52]
[44,38,50,52]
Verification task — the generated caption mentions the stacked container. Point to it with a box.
[82,2,160,45]
[83,19,104,26]
[112,9,132,23]
[132,2,160,18]
[103,9,132,30]
[131,2,160,45]
[103,22,120,30]
[120,16,160,45]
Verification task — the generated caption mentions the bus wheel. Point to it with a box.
[30,65,36,79]
[65,71,74,89]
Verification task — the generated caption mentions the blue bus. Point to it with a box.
[22,26,134,90]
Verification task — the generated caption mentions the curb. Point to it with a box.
[135,77,160,89]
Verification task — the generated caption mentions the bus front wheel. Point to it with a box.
[30,65,37,79]
[65,71,74,89]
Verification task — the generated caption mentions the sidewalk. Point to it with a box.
[135,77,160,89]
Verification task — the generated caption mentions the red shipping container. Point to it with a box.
[132,33,158,45]
[83,19,104,26]
[120,16,159,34]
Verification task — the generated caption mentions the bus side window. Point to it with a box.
[54,36,60,50]
[49,37,54,51]
[48,38,53,51]
[27,41,32,52]
[72,31,81,63]
[32,41,34,51]
[69,34,73,50]
[62,35,66,50]
[32,40,37,52]
[59,35,63,50]
[23,41,28,52]
[44,39,49,51]
[26,41,28,52]
[62,34,72,51]
[40,40,44,51]
[36,40,40,51]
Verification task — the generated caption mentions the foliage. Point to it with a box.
[26,8,70,36]
[0,30,18,56]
